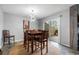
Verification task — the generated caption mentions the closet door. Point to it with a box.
[70,5,78,50]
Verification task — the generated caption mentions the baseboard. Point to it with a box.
[15,40,23,43]
[49,40,70,48]
[60,43,70,48]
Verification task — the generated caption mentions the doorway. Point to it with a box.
[44,17,61,44]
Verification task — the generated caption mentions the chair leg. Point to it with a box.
[13,36,15,45]
[24,45,26,50]
[3,39,5,46]
[41,42,43,55]
[8,38,10,45]
[46,41,48,53]
[43,42,45,49]
[3,38,5,46]
[27,40,29,52]
[31,39,33,53]
[37,42,38,48]
[35,41,36,50]
[38,38,40,48]
[24,40,27,50]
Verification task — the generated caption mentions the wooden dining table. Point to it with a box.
[27,30,43,53]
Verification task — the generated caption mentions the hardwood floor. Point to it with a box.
[1,41,79,55]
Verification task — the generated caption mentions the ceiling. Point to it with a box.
[0,4,73,19]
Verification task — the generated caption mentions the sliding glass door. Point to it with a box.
[49,17,60,43]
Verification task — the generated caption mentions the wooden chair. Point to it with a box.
[24,30,34,52]
[34,30,49,55]
[34,32,43,54]
[24,30,30,51]
[42,30,49,53]
[24,32,26,49]
[3,30,15,45]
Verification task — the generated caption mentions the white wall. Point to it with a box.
[40,8,70,47]
[4,13,24,42]
[3,13,39,43]
[0,7,3,48]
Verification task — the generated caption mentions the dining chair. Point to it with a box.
[42,30,49,53]
[34,32,43,54]
[24,30,34,52]
[3,30,15,45]
[24,31,27,49]
[24,30,30,51]
[34,30,49,55]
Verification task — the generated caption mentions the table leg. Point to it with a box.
[35,40,36,50]
[41,42,42,55]
[13,36,15,45]
[8,38,10,45]
[46,40,48,53]
[27,40,29,52]
[31,38,33,53]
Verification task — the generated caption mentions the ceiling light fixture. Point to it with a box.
[27,7,39,21]
[29,9,36,21]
